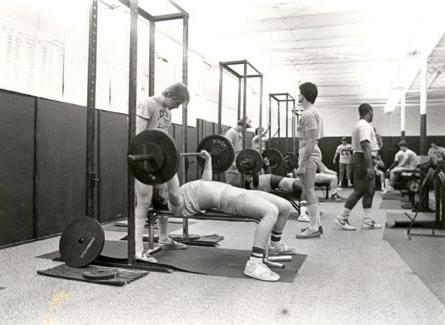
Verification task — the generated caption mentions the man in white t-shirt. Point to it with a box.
[335,103,381,231]
[388,141,418,188]
[333,137,353,187]
[135,82,190,262]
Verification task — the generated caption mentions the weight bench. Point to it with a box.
[315,182,331,200]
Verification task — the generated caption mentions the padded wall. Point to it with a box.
[98,110,128,222]
[35,99,86,237]
[0,91,35,246]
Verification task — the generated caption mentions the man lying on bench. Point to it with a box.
[165,150,297,282]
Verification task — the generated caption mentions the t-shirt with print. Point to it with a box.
[351,119,379,154]
[336,144,353,164]
[297,107,323,154]
[224,127,243,154]
[428,146,445,163]
[136,97,171,134]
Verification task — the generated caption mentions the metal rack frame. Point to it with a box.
[268,93,296,153]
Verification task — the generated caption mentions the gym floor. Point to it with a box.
[1,190,444,324]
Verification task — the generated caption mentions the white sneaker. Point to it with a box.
[244,259,280,282]
[136,250,158,263]
[269,242,297,255]
[335,215,356,231]
[361,219,382,230]
[298,213,310,223]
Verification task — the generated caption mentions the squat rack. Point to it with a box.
[268,93,296,153]
[85,0,189,265]
[217,60,263,150]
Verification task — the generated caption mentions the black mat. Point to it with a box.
[37,241,306,282]
[379,199,410,210]
[99,241,305,282]
[37,264,148,286]
[381,191,406,200]
[0,287,5,291]
[383,228,445,304]
[385,211,436,228]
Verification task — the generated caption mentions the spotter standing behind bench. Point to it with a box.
[166,150,297,282]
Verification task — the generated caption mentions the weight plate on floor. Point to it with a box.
[82,268,118,280]
[59,217,105,268]
[236,149,263,175]
[262,149,283,170]
[129,129,179,185]
[197,135,235,173]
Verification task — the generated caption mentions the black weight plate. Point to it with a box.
[59,217,105,268]
[262,149,283,170]
[129,129,179,185]
[82,268,119,280]
[197,135,235,173]
[236,149,263,175]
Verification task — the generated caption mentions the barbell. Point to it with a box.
[128,129,235,185]
[236,148,298,175]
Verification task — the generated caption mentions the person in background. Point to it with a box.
[224,117,252,186]
[335,103,381,231]
[428,142,445,166]
[387,141,418,190]
[373,153,386,191]
[333,137,353,187]
[315,161,343,201]
[252,123,279,152]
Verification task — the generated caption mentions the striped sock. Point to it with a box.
[250,246,264,260]
[271,230,282,242]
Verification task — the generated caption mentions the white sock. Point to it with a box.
[341,208,351,219]
[135,216,146,254]
[307,203,320,230]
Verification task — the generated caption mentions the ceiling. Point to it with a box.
[170,0,445,111]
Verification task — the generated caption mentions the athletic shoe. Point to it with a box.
[331,193,344,201]
[361,219,382,230]
[298,213,310,223]
[300,225,324,234]
[335,215,356,231]
[300,200,307,205]
[269,242,297,255]
[159,239,187,250]
[244,259,280,281]
[296,226,322,239]
[136,250,158,263]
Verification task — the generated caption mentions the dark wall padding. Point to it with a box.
[35,99,86,237]
[98,111,128,222]
[0,91,35,246]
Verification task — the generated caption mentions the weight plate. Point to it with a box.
[236,149,263,175]
[129,129,179,185]
[82,268,119,280]
[197,135,235,173]
[59,217,105,268]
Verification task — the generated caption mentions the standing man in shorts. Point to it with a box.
[135,82,190,261]
[224,117,252,186]
[295,82,324,239]
[333,137,353,187]
[335,103,381,231]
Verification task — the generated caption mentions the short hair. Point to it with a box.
[358,103,373,118]
[162,82,190,104]
[399,140,408,147]
[299,82,318,104]
[255,127,261,135]
[341,137,347,141]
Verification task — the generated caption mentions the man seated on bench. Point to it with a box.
[165,150,297,282]
[314,161,343,201]
[387,140,419,191]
